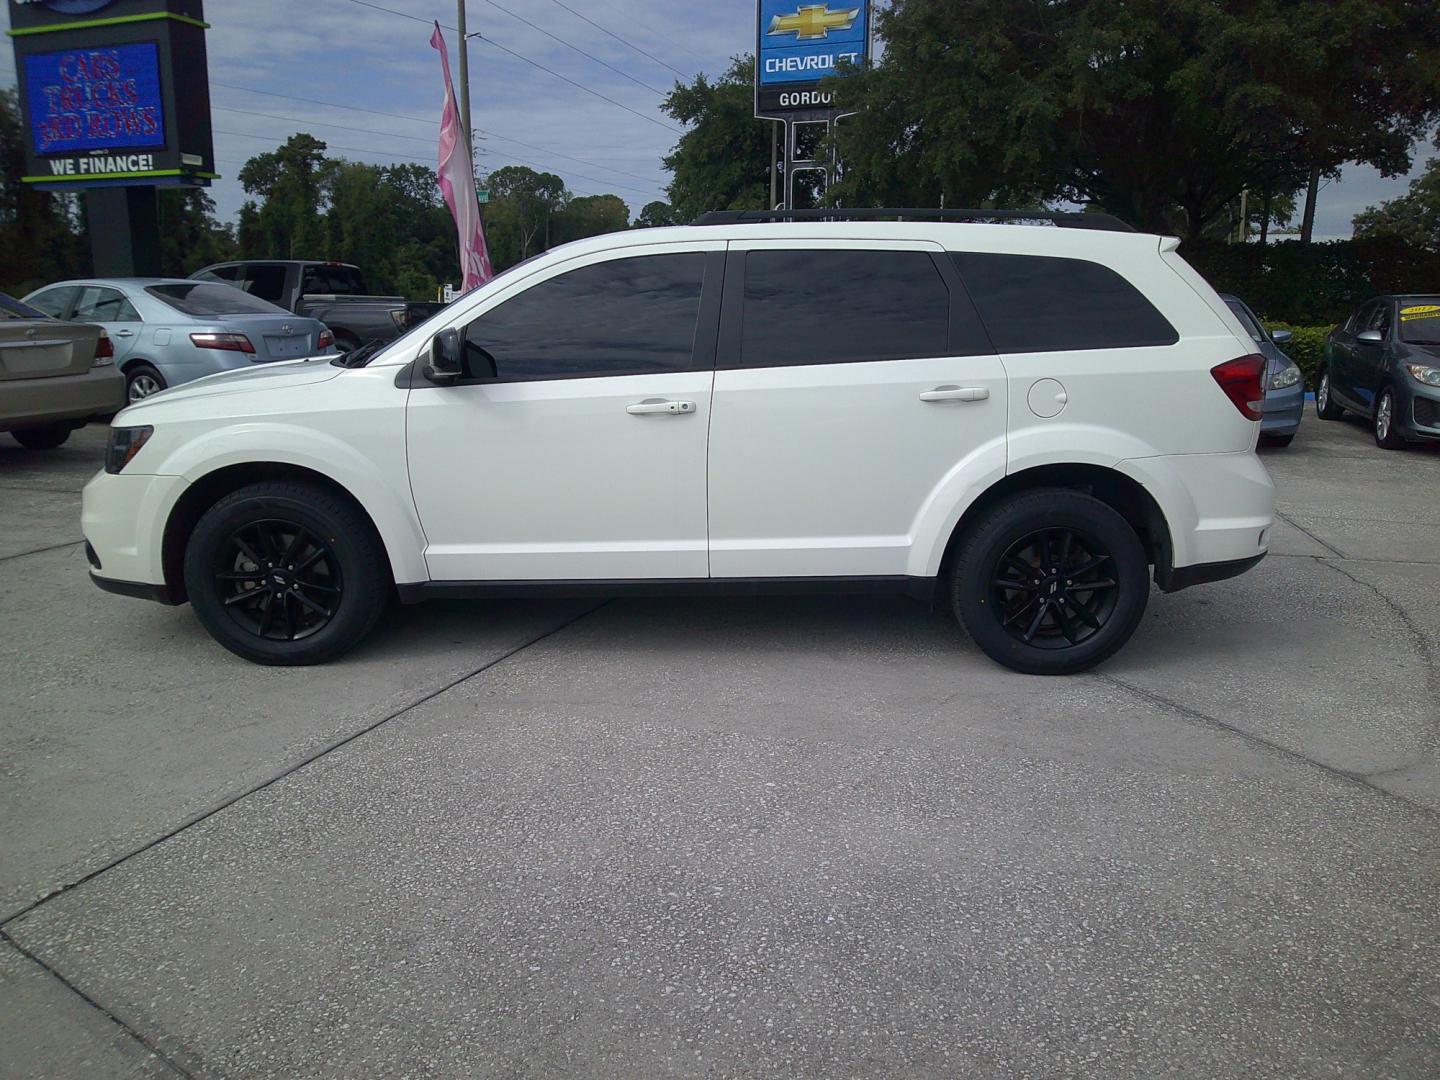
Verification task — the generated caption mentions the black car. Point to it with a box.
[1319,294,1440,449]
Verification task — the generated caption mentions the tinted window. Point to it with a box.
[463,254,705,381]
[1224,299,1265,343]
[951,253,1178,353]
[73,286,141,323]
[741,250,951,367]
[27,286,78,318]
[300,265,368,296]
[242,265,288,304]
[146,283,289,316]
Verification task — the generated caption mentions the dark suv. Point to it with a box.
[1319,295,1440,449]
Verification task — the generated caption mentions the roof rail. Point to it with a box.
[690,208,1136,233]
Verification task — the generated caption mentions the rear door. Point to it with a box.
[707,241,1006,578]
[70,285,143,364]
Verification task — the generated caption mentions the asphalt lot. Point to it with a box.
[1,416,1437,1079]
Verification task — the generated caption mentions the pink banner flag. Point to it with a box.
[431,22,493,291]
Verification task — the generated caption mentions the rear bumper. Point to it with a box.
[0,366,125,430]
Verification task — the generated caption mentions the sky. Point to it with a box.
[0,0,1434,240]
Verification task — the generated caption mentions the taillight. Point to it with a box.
[318,328,334,350]
[92,332,114,366]
[1211,354,1267,421]
[190,332,255,354]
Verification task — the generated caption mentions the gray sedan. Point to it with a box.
[1221,293,1304,447]
[23,279,336,404]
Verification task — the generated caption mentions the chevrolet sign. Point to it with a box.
[756,0,869,115]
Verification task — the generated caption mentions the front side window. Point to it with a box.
[1365,301,1392,336]
[72,286,141,323]
[0,292,46,320]
[951,252,1178,353]
[26,286,78,319]
[146,283,289,317]
[740,249,952,367]
[463,253,706,381]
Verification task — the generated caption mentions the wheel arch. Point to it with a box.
[161,462,398,604]
[934,463,1174,599]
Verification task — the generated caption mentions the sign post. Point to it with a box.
[754,1,871,210]
[7,0,217,276]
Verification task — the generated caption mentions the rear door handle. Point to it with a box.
[920,385,989,403]
[626,399,696,415]
[113,329,135,337]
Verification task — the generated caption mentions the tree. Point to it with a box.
[1353,155,1440,251]
[0,88,88,293]
[156,188,235,275]
[237,133,329,259]
[485,165,567,264]
[661,57,770,220]
[635,201,678,228]
[554,194,630,245]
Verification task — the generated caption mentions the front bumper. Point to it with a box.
[82,469,188,596]
[1397,380,1440,441]
[1,365,125,430]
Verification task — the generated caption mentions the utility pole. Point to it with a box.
[456,0,473,172]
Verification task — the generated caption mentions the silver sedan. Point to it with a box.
[23,278,336,403]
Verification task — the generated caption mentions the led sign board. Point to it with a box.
[755,0,870,116]
[24,42,166,155]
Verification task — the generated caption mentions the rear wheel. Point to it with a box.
[12,424,71,449]
[125,362,166,403]
[1374,386,1407,450]
[184,481,389,665]
[951,489,1150,675]
[1316,368,1344,420]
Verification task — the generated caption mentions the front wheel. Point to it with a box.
[12,424,71,449]
[951,489,1150,675]
[1316,368,1344,420]
[184,481,389,665]
[1374,386,1407,450]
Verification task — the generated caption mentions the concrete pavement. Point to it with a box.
[1,417,1437,1078]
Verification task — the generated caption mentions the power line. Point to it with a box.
[472,33,680,134]
[341,0,454,31]
[208,86,661,185]
[479,0,668,97]
[540,0,691,80]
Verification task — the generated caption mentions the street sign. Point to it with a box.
[476,189,489,204]
[7,0,217,190]
[754,1,870,117]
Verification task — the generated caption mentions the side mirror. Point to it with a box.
[1356,329,1384,344]
[425,327,463,384]
[1269,328,1293,345]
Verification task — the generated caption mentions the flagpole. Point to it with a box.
[456,0,472,173]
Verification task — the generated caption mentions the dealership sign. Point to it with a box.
[7,0,215,189]
[755,0,870,116]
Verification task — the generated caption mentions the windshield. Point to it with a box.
[1224,299,1265,343]
[146,283,289,317]
[0,292,48,319]
[1398,301,1440,344]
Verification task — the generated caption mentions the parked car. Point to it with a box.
[1220,293,1303,446]
[23,279,335,404]
[1318,295,1440,449]
[190,260,444,353]
[83,210,1276,675]
[0,291,122,449]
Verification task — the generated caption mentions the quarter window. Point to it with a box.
[951,253,1178,353]
[739,250,953,367]
[463,253,706,381]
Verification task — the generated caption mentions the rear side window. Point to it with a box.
[241,265,288,304]
[740,250,951,367]
[146,283,288,316]
[301,265,368,296]
[951,253,1178,353]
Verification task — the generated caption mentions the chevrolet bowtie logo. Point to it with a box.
[768,4,860,40]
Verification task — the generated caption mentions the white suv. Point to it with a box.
[83,211,1275,675]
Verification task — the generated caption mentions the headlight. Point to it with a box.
[105,426,153,474]
[1405,362,1440,388]
[1270,364,1301,390]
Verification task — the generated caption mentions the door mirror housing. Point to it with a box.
[425,327,463,384]
[1269,328,1293,345]
[1357,329,1384,344]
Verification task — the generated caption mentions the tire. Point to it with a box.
[1374,385,1407,450]
[951,489,1150,676]
[125,362,167,403]
[1315,368,1344,420]
[184,481,389,665]
[1260,432,1295,448]
[12,424,71,449]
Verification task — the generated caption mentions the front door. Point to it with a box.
[707,241,1008,578]
[406,245,722,581]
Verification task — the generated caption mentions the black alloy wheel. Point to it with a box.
[216,519,343,642]
[989,527,1118,650]
[952,488,1150,675]
[185,481,388,665]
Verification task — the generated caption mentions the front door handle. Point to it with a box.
[920,385,990,403]
[626,398,696,415]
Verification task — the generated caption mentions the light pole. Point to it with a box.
[456,0,473,172]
